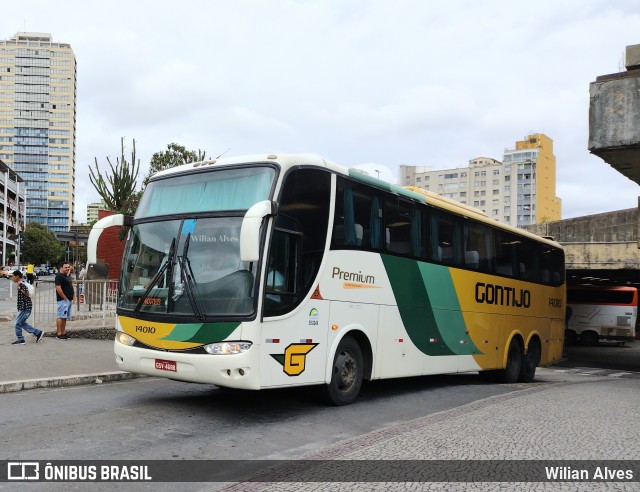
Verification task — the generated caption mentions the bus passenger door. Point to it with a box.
[259,223,329,388]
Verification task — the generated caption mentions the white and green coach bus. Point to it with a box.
[88,154,565,405]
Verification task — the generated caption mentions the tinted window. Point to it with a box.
[464,221,493,271]
[332,177,382,250]
[264,168,331,317]
[431,212,462,265]
[568,289,635,305]
[384,197,423,257]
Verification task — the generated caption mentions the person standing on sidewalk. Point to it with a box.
[10,270,44,345]
[26,262,35,285]
[54,263,74,340]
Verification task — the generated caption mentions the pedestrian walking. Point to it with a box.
[54,262,74,340]
[10,270,44,345]
[26,263,35,285]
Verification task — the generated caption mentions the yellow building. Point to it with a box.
[0,32,76,233]
[508,133,561,224]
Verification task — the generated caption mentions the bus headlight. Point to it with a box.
[116,332,136,346]
[204,341,252,355]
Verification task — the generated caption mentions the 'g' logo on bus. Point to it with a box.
[271,343,318,376]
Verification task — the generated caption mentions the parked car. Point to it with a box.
[38,264,55,275]
[34,266,50,277]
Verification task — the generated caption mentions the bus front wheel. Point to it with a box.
[324,336,364,406]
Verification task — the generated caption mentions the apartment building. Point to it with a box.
[399,133,561,227]
[0,159,27,264]
[86,201,107,224]
[0,32,76,233]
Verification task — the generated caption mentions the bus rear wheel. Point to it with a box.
[324,336,363,406]
[495,338,522,384]
[580,331,599,347]
[518,339,541,383]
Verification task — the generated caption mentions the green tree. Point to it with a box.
[89,137,141,215]
[21,223,65,265]
[142,143,207,186]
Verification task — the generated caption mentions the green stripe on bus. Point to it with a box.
[381,255,480,356]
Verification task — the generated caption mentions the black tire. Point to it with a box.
[518,339,541,383]
[495,338,522,383]
[324,336,363,406]
[580,331,599,347]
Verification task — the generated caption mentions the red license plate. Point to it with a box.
[155,359,177,372]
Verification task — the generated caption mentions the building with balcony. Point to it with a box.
[0,158,26,265]
[399,133,562,227]
[0,32,76,233]
[86,201,107,225]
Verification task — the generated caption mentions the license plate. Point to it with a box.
[155,359,177,372]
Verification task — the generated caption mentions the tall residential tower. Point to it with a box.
[399,133,561,228]
[0,32,76,232]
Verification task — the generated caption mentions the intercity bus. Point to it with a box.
[565,285,637,346]
[88,154,566,405]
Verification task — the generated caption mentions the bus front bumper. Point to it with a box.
[113,340,261,389]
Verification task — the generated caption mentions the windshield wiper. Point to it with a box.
[177,233,206,321]
[134,238,176,314]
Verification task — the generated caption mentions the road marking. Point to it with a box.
[608,372,632,378]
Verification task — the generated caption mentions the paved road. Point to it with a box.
[560,340,640,372]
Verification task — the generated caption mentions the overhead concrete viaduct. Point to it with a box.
[524,207,640,287]
[527,43,640,287]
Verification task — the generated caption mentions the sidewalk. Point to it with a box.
[0,311,140,393]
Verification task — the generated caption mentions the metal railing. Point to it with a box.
[10,278,119,327]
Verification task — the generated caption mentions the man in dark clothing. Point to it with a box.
[54,263,74,340]
[10,270,44,345]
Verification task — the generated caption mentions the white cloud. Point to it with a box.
[2,0,639,222]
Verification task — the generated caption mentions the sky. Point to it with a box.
[2,0,639,223]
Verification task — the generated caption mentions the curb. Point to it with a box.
[0,371,145,394]
[42,327,116,340]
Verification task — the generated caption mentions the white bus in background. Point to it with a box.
[566,286,638,346]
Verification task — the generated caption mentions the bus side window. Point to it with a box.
[514,238,538,282]
[384,197,423,258]
[431,213,461,266]
[332,177,381,251]
[494,229,517,277]
[463,221,492,271]
[540,244,564,286]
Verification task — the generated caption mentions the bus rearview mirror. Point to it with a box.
[240,200,277,262]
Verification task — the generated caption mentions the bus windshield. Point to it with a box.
[119,217,256,318]
[117,166,277,318]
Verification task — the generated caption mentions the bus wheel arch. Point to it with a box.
[323,332,369,406]
[518,335,541,383]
